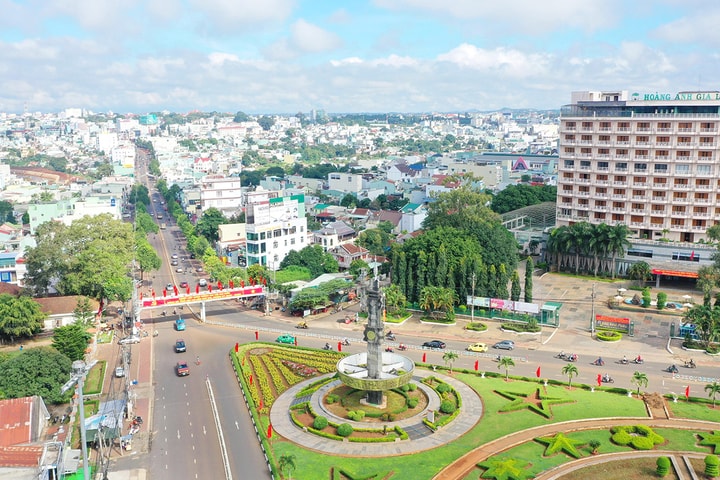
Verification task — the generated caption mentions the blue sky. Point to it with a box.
[1,0,719,114]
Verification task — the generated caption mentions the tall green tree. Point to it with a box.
[628,261,652,288]
[73,297,95,327]
[524,257,534,303]
[279,245,338,278]
[136,243,162,279]
[51,322,91,362]
[705,382,720,407]
[196,208,226,243]
[606,224,632,278]
[442,351,459,373]
[510,270,521,302]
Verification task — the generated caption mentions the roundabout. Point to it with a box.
[269,369,483,456]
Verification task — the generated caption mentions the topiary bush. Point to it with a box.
[656,456,670,477]
[465,322,488,332]
[313,416,328,430]
[596,330,622,342]
[440,400,457,414]
[326,394,338,404]
[436,383,451,394]
[407,383,417,391]
[336,423,353,437]
[347,410,365,421]
[705,455,720,478]
[610,425,664,450]
[407,398,419,409]
[656,292,667,310]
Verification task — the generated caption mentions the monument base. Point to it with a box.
[362,391,386,408]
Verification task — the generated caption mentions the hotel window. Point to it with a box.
[580,161,591,169]
[564,134,576,142]
[678,122,693,132]
[565,121,576,130]
[563,173,574,180]
[655,150,669,159]
[701,122,716,132]
[637,122,650,131]
[564,160,575,168]
[676,150,691,161]
[700,137,714,146]
[677,136,692,145]
[628,249,653,258]
[599,135,610,143]
[654,164,668,173]
[698,151,713,160]
[581,122,593,130]
[598,161,609,169]
[697,165,712,175]
[617,135,630,144]
[564,147,575,155]
[675,165,690,174]
[656,136,670,145]
[636,135,649,144]
[581,134,592,143]
[616,149,628,159]
[657,122,671,131]
[599,122,611,131]
[616,163,628,171]
[618,122,630,131]
[673,192,688,201]
[634,164,647,172]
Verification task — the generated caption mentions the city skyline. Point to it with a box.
[2,1,720,115]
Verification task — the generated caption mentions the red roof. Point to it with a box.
[0,397,34,447]
[0,445,44,467]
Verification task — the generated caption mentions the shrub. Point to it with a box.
[440,400,457,414]
[656,456,670,477]
[347,410,365,421]
[326,394,338,404]
[596,330,622,342]
[407,383,417,391]
[705,455,720,478]
[313,416,328,430]
[401,384,410,392]
[436,383,451,394]
[642,287,652,308]
[407,398,419,409]
[465,322,488,332]
[656,292,667,310]
[336,423,353,437]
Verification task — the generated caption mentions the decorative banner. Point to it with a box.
[685,385,690,399]
[186,286,191,295]
[173,285,178,296]
[596,374,602,387]
[234,342,239,353]
[255,331,259,340]
[267,423,273,439]
[141,286,265,307]
[218,281,223,290]
[196,284,200,294]
[536,366,541,378]
[337,342,342,352]
[249,374,253,385]
[208,284,212,292]
[229,280,234,289]
[474,360,479,371]
[422,353,426,363]
[163,289,167,297]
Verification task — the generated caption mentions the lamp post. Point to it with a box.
[590,283,596,334]
[61,360,97,480]
[470,273,476,324]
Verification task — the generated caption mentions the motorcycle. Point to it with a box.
[296,322,309,329]
[153,330,159,337]
[601,376,615,384]
[619,358,629,365]
[397,344,407,351]
[665,365,679,374]
[632,358,644,364]
[592,358,605,366]
[323,343,332,351]
[385,333,396,341]
[341,339,350,346]
[385,347,394,353]
[684,360,697,369]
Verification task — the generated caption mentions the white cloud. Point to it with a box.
[208,52,241,66]
[264,19,342,60]
[651,10,720,46]
[51,0,137,31]
[188,0,295,32]
[437,44,552,78]
[330,57,364,67]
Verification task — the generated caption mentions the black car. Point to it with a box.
[175,339,186,353]
[422,340,446,349]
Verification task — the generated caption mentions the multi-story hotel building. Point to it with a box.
[557,90,720,245]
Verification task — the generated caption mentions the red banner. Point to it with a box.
[652,269,699,279]
[141,286,265,307]
[595,315,630,325]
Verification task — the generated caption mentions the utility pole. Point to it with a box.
[61,360,97,480]
[590,283,596,334]
[470,273,476,324]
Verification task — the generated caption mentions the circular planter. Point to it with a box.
[596,330,622,342]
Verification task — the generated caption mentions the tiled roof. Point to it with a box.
[34,295,100,316]
[0,445,44,467]
[0,397,35,448]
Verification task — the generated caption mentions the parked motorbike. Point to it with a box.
[385,333,396,341]
[385,347,394,353]
[666,364,679,374]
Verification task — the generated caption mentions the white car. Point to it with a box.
[115,367,125,377]
[119,335,141,345]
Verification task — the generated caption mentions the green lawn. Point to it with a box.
[666,399,720,422]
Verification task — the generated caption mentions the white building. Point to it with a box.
[199,175,243,216]
[327,172,363,194]
[245,192,308,269]
[557,89,720,244]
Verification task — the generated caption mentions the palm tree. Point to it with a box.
[498,356,515,381]
[606,224,632,279]
[631,371,649,395]
[628,261,652,288]
[443,351,459,373]
[561,363,579,389]
[705,382,720,407]
[588,223,610,276]
[696,266,719,307]
[278,454,297,479]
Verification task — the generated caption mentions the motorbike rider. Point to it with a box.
[622,355,628,364]
[688,358,696,368]
[595,356,605,366]
[603,373,611,382]
[342,338,350,346]
[635,354,643,363]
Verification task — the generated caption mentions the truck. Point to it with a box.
[160,223,166,230]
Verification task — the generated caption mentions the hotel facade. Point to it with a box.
[557,90,720,246]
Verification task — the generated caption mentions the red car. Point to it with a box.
[179,281,189,288]
[176,361,189,376]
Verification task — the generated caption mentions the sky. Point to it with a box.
[2,0,720,115]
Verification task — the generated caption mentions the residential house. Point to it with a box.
[399,203,427,233]
[217,223,247,267]
[313,221,356,252]
[327,172,363,194]
[0,396,51,478]
[27,197,122,235]
[34,295,100,331]
[199,175,243,217]
[368,210,402,234]
[330,243,370,270]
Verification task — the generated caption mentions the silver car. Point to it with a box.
[119,335,141,345]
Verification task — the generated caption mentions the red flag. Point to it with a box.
[250,277,255,286]
[173,285,178,296]
[208,284,212,292]
[685,386,690,399]
[422,353,426,363]
[163,289,167,297]
[217,281,222,290]
[241,357,245,366]
[229,280,234,289]
[235,342,239,352]
[294,337,297,346]
[474,360,479,371]
[536,366,541,378]
[267,423,272,439]
[597,374,602,387]
[690,251,696,260]
[240,280,245,287]
[151,289,156,297]
[263,277,267,285]
[249,374,253,385]
[97,299,104,315]
[186,286,190,295]
[337,341,342,352]
[259,399,263,409]
[254,331,259,340]
[196,284,200,294]
[139,292,143,300]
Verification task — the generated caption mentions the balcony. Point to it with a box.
[673,183,692,189]
[632,182,648,188]
[631,208,647,214]
[611,193,627,199]
[651,196,668,203]
[652,183,669,189]
[695,184,712,190]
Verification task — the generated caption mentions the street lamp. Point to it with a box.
[61,359,97,480]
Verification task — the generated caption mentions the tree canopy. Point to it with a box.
[490,184,557,214]
[24,214,135,301]
[195,208,227,243]
[52,322,92,362]
[0,347,73,404]
[0,294,47,342]
[280,245,339,278]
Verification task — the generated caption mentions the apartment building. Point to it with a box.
[557,90,720,244]
[199,175,243,216]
